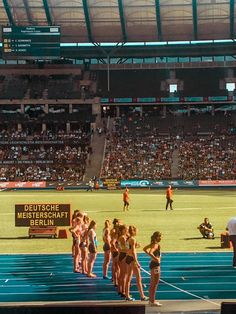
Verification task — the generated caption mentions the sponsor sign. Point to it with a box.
[185,97,203,102]
[103,178,120,189]
[121,180,150,188]
[150,180,197,188]
[199,180,236,186]
[15,204,71,227]
[0,181,46,188]
[160,97,179,103]
[120,180,197,188]
[137,97,156,103]
[208,96,228,102]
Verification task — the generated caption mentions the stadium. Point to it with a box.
[0,0,236,313]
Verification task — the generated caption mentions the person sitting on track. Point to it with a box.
[198,218,214,239]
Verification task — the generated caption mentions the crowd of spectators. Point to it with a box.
[178,135,236,180]
[0,165,85,182]
[101,114,236,181]
[101,117,174,180]
[0,112,235,182]
[0,128,91,182]
[0,145,88,163]
[0,128,89,141]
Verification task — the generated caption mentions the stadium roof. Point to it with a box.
[0,0,235,44]
[0,0,236,60]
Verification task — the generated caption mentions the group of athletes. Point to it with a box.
[69,209,162,307]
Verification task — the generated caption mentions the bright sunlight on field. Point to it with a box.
[0,189,235,254]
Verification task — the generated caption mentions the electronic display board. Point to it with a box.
[2,26,60,59]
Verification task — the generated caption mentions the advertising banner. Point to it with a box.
[15,203,71,227]
[121,180,151,188]
[199,180,236,186]
[120,180,197,188]
[102,178,120,189]
[0,181,46,188]
[151,180,197,188]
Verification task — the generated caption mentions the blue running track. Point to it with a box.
[0,252,235,303]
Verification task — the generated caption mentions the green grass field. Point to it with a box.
[0,189,235,254]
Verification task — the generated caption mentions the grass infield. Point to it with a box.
[0,188,235,254]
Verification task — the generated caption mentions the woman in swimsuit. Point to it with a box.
[143,231,162,307]
[80,213,90,274]
[125,225,148,301]
[69,212,83,273]
[102,219,111,279]
[87,220,98,278]
[117,224,128,297]
[110,218,120,287]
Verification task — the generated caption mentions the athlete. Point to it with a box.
[110,218,121,287]
[102,219,112,279]
[123,187,130,211]
[124,225,148,301]
[69,212,83,272]
[87,220,98,278]
[80,213,90,274]
[165,185,173,210]
[143,231,162,307]
[70,209,80,257]
[117,224,128,297]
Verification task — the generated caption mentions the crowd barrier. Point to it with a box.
[1,180,236,190]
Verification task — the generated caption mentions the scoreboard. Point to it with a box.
[2,26,60,59]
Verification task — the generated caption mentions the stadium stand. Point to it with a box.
[100,112,236,181]
[0,1,236,313]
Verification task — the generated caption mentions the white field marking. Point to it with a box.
[0,206,233,215]
[217,207,236,209]
[136,207,202,211]
[173,207,202,210]
[0,213,13,216]
[140,267,220,307]
[159,269,236,273]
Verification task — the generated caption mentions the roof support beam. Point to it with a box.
[3,0,15,26]
[82,0,93,42]
[118,0,127,42]
[155,0,162,41]
[43,0,52,25]
[23,0,33,24]
[192,0,198,40]
[230,0,235,39]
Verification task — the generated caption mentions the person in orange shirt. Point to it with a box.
[123,187,130,211]
[165,185,173,210]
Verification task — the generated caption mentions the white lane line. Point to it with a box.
[140,267,220,307]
